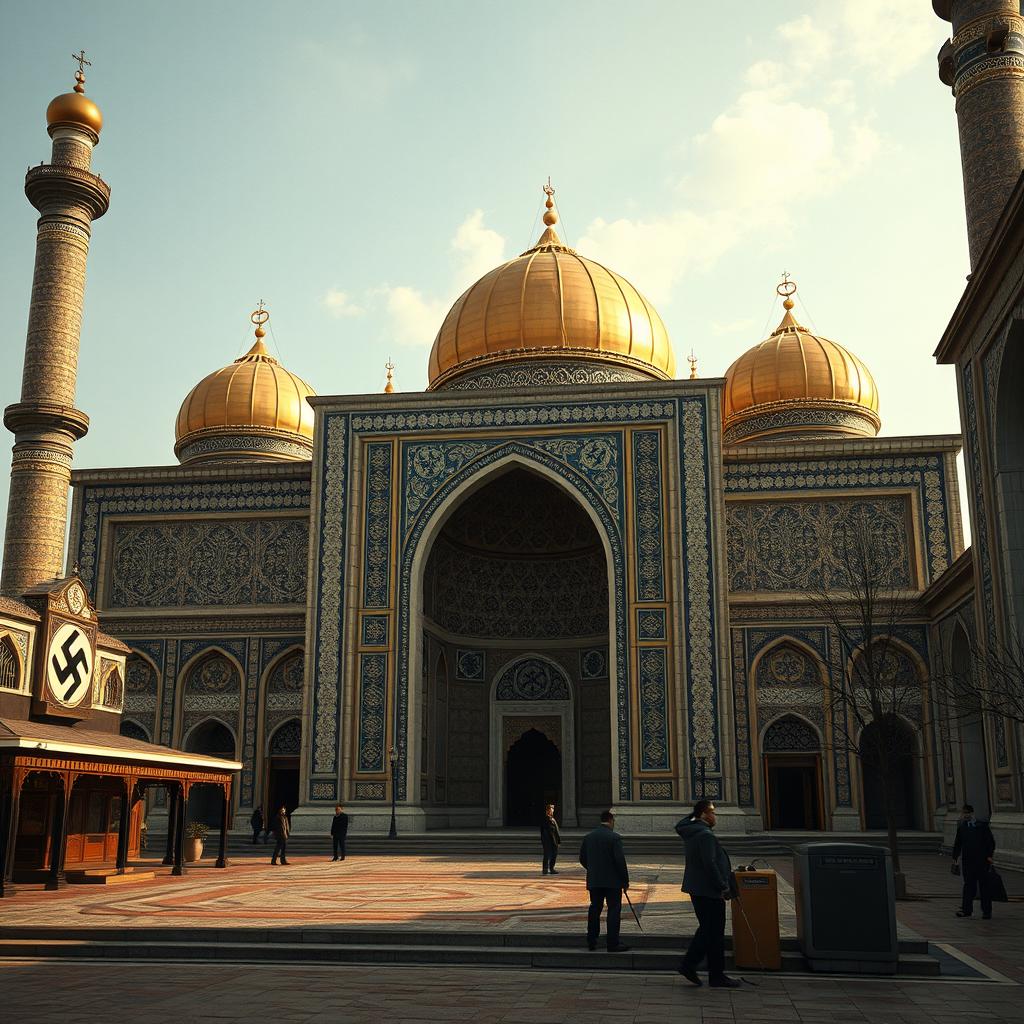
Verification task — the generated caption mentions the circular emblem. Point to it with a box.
[46,621,93,708]
[66,582,86,615]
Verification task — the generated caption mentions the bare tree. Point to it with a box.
[811,506,924,893]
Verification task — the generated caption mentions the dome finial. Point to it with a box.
[252,299,269,339]
[688,351,699,380]
[243,300,274,360]
[71,49,91,93]
[384,358,395,394]
[778,271,797,310]
[774,272,801,332]
[543,177,558,227]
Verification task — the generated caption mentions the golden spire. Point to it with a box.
[531,178,564,249]
[384,358,395,394]
[688,351,698,380]
[774,271,800,332]
[72,50,91,93]
[241,300,275,360]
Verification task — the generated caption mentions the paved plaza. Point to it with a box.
[1,850,1022,1022]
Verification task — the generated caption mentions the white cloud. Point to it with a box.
[839,1,935,82]
[451,210,506,290]
[711,317,757,337]
[374,211,507,348]
[323,288,365,317]
[381,285,449,348]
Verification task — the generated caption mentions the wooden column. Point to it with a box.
[215,782,229,869]
[162,783,178,866]
[115,777,136,874]
[45,771,75,890]
[171,781,188,876]
[0,766,24,897]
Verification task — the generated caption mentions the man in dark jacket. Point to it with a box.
[270,805,290,865]
[250,806,264,845]
[953,803,996,919]
[540,802,561,875]
[579,809,630,952]
[331,804,349,861]
[676,800,739,988]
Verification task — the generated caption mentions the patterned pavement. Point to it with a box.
[1,852,1022,1023]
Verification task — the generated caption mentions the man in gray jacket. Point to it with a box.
[579,809,630,952]
[675,800,739,988]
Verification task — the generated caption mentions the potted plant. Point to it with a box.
[184,821,209,863]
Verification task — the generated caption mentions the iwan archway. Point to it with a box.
[411,462,614,827]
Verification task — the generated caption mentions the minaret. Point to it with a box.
[1,53,109,597]
[934,1,1024,268]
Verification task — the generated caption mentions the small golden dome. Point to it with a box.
[722,278,880,445]
[47,60,102,138]
[175,305,317,464]
[427,185,675,389]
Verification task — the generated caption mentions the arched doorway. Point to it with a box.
[265,719,302,816]
[860,715,918,830]
[952,622,990,819]
[419,465,610,826]
[762,715,823,830]
[185,719,236,827]
[506,728,561,826]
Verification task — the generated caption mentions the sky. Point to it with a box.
[0,1,971,548]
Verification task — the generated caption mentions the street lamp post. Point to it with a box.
[388,746,398,839]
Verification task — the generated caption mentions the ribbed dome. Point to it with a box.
[722,292,880,446]
[427,193,675,389]
[174,312,316,465]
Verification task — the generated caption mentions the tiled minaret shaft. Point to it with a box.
[935,0,1024,268]
[1,69,109,597]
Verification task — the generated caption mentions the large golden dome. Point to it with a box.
[427,188,675,389]
[722,279,880,445]
[174,306,317,464]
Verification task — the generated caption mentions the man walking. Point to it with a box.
[953,803,996,919]
[250,805,264,845]
[676,799,739,988]
[540,802,561,875]
[579,809,630,952]
[331,804,349,861]
[270,804,290,865]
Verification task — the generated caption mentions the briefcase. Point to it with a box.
[988,867,1009,903]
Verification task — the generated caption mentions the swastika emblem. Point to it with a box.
[46,621,93,707]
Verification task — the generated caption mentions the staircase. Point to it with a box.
[0,925,942,976]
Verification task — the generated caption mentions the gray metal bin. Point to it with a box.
[793,842,898,974]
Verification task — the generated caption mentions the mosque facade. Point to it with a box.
[3,0,1023,856]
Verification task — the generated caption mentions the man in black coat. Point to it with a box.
[579,809,630,952]
[270,804,290,865]
[250,806,264,845]
[331,804,349,861]
[676,800,739,988]
[540,802,561,875]
[953,803,996,919]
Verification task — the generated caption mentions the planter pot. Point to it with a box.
[184,837,205,863]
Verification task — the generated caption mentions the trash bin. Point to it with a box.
[731,869,782,969]
[793,843,898,974]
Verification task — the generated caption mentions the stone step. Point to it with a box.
[0,937,940,976]
[0,925,930,956]
[64,869,156,886]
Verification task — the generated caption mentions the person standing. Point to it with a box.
[953,803,996,919]
[270,804,290,865]
[331,804,349,861]
[676,800,740,988]
[250,806,264,845]
[540,802,561,875]
[579,809,630,952]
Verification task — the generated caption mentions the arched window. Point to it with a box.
[0,635,20,690]
[103,667,124,709]
[120,720,150,742]
[763,715,820,752]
